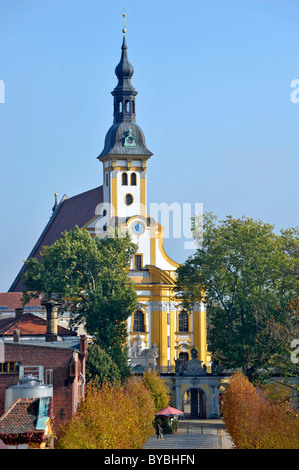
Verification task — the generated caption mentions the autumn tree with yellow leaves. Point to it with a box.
[222,372,299,449]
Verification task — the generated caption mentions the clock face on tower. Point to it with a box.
[131,221,145,236]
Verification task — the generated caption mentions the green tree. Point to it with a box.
[22,226,138,379]
[176,213,299,381]
[85,343,121,387]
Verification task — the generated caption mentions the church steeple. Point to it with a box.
[97,20,152,161]
[112,30,137,124]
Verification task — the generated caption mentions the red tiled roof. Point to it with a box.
[0,398,40,434]
[10,185,103,292]
[0,292,41,310]
[0,312,77,337]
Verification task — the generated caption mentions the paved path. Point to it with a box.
[142,420,234,450]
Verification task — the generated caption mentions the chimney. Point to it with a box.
[15,308,24,318]
[45,302,58,342]
[13,329,20,343]
[80,335,88,357]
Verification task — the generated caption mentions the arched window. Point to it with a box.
[179,311,189,332]
[133,310,145,332]
[179,352,189,364]
[125,193,133,205]
[122,172,128,185]
[130,172,137,185]
[125,100,130,113]
[132,100,135,114]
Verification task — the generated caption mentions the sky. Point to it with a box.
[0,0,298,292]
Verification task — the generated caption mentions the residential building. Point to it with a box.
[0,396,54,449]
[0,335,87,435]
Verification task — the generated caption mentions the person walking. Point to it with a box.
[156,423,163,439]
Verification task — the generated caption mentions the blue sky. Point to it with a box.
[0,0,298,291]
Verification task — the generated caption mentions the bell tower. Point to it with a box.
[86,17,208,384]
[97,19,152,228]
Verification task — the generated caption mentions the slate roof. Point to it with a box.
[0,312,77,338]
[0,398,41,435]
[98,122,153,160]
[9,185,103,292]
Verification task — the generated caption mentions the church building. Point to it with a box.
[9,22,221,418]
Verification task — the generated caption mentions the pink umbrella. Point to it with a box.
[0,439,7,449]
[155,406,184,416]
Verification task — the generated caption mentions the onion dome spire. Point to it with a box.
[112,13,137,124]
[97,14,152,161]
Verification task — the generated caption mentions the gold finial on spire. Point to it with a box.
[122,9,126,34]
[52,189,58,213]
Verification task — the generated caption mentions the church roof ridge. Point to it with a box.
[9,186,103,292]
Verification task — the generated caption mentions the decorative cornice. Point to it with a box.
[149,301,180,312]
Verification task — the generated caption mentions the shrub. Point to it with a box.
[57,378,155,449]
[161,417,173,434]
[222,372,299,449]
[124,376,156,446]
[142,370,170,412]
[154,416,177,435]
[172,418,178,432]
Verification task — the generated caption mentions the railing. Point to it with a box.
[155,366,176,374]
[19,365,44,382]
[154,364,218,375]
[19,365,53,384]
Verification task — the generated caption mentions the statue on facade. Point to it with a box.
[175,348,208,376]
[175,358,184,375]
[131,335,143,357]
[130,338,159,371]
[151,343,159,361]
[211,359,219,375]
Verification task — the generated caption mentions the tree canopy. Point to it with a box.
[176,213,299,381]
[85,343,121,387]
[22,226,138,378]
[142,370,170,412]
